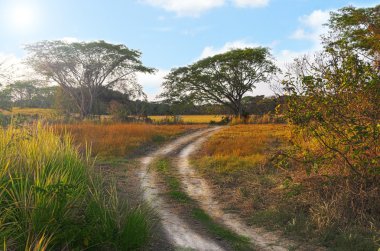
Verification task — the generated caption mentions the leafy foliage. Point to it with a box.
[25,40,155,118]
[161,48,278,117]
[282,5,380,178]
[326,5,380,70]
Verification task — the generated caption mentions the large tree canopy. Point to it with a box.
[25,40,155,118]
[160,48,278,117]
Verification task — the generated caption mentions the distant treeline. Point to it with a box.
[0,80,284,117]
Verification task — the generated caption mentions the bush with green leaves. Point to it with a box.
[282,5,380,179]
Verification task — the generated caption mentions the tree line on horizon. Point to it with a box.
[0,80,284,117]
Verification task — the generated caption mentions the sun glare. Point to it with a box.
[6,3,39,33]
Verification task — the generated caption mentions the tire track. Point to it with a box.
[176,131,298,251]
[139,127,225,251]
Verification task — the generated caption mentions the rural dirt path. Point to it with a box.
[176,133,298,251]
[139,127,224,251]
[139,127,303,251]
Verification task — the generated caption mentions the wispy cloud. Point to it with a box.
[141,0,225,17]
[141,0,270,17]
[199,40,261,59]
[233,0,269,8]
[290,9,330,47]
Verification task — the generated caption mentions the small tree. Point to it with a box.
[282,5,380,178]
[26,40,155,118]
[161,48,278,117]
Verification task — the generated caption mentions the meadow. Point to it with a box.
[193,124,379,250]
[54,122,205,157]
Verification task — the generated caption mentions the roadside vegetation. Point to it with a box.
[193,124,379,250]
[0,123,152,250]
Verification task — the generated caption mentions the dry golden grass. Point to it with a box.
[149,115,225,124]
[195,124,291,214]
[11,107,57,116]
[201,124,290,157]
[194,124,379,249]
[54,123,205,157]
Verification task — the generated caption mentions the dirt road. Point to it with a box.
[139,127,297,251]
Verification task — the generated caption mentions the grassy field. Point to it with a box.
[0,107,58,118]
[10,107,57,116]
[0,108,227,124]
[54,123,206,157]
[193,124,379,250]
[0,123,152,250]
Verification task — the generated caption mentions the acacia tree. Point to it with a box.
[160,48,278,117]
[25,40,155,118]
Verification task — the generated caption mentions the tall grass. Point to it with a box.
[0,123,151,250]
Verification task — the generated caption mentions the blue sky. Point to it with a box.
[0,0,378,99]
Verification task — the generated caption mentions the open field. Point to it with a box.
[1,108,226,124]
[10,107,57,116]
[54,122,206,157]
[0,107,58,117]
[193,124,379,250]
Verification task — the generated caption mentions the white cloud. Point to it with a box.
[283,9,332,67]
[0,53,34,84]
[199,40,260,59]
[141,0,269,17]
[137,69,169,101]
[291,9,330,45]
[141,0,225,17]
[233,0,269,8]
[61,37,81,43]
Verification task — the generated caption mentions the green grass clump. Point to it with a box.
[0,123,151,250]
[155,159,191,203]
[192,208,252,251]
